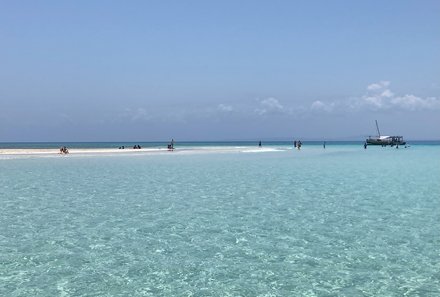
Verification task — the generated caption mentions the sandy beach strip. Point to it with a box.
[0,146,282,157]
[0,148,164,156]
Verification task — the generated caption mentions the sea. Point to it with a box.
[1,141,439,296]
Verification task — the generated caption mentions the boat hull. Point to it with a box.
[366,137,406,146]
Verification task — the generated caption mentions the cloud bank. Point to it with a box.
[312,81,440,113]
[116,81,438,125]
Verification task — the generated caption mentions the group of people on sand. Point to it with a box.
[293,140,302,150]
[116,140,175,151]
[167,139,175,151]
[117,145,142,149]
[59,146,69,154]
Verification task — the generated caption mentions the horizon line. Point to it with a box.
[1,139,439,143]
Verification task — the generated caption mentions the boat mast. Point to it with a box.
[375,120,381,137]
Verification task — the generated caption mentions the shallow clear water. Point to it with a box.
[1,144,440,296]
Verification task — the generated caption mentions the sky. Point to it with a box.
[1,0,439,141]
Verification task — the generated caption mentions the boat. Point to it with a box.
[366,120,406,146]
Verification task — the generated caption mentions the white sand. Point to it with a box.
[0,146,283,157]
[0,148,164,155]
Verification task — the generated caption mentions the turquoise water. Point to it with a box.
[1,144,439,296]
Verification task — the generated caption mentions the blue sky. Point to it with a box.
[1,0,439,141]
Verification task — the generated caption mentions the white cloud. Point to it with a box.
[381,89,394,98]
[360,81,440,110]
[390,95,440,111]
[120,107,150,122]
[367,80,390,91]
[255,97,284,115]
[311,81,440,112]
[310,100,334,112]
[217,104,233,112]
[363,95,385,109]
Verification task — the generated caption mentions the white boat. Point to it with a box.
[366,120,406,146]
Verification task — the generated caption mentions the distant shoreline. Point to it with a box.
[1,140,439,150]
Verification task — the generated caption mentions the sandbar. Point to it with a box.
[0,146,282,157]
